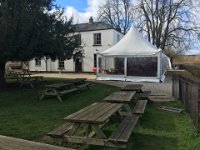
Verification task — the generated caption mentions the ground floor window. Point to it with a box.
[35,58,41,66]
[58,59,65,69]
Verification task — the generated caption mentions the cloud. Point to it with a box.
[63,0,106,23]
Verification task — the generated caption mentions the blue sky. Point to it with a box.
[55,0,88,12]
[54,0,104,23]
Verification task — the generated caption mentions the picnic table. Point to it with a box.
[121,84,143,93]
[40,83,78,102]
[20,76,45,88]
[61,102,139,148]
[65,78,91,90]
[104,91,136,116]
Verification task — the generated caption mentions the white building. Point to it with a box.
[28,17,123,73]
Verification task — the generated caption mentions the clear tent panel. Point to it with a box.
[98,56,125,75]
[127,57,157,77]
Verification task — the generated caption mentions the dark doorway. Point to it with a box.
[75,58,82,72]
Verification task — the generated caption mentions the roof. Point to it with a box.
[74,22,114,32]
[100,26,160,56]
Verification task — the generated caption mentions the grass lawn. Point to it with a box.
[0,78,200,150]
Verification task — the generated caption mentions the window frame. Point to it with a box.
[93,33,102,46]
[75,34,81,45]
[35,58,41,67]
[58,59,65,70]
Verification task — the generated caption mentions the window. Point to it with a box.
[117,34,120,42]
[94,33,101,45]
[58,59,65,69]
[35,58,41,66]
[94,54,97,67]
[127,57,157,77]
[75,34,81,45]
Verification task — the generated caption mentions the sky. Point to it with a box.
[55,0,105,23]
[55,0,200,55]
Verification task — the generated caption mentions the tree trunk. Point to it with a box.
[0,61,7,90]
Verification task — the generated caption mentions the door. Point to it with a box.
[75,58,82,72]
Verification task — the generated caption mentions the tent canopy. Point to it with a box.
[101,26,160,56]
[97,26,171,83]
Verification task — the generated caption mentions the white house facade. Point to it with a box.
[28,17,123,73]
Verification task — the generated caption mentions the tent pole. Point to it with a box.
[124,57,127,81]
[157,52,161,82]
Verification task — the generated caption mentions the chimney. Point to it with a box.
[89,16,93,23]
[116,25,121,33]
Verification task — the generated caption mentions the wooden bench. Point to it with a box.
[47,123,73,138]
[20,76,47,88]
[58,88,79,96]
[108,115,139,143]
[139,90,151,100]
[132,100,148,115]
[77,83,91,90]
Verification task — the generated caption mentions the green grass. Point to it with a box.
[1,78,200,150]
[0,78,118,140]
[87,101,200,150]
[127,101,200,150]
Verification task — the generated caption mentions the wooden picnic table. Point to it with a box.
[20,76,45,88]
[104,91,136,116]
[121,84,143,93]
[40,83,78,102]
[65,78,91,90]
[63,102,124,147]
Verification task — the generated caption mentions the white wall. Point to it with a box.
[29,58,46,72]
[28,29,123,72]
[80,29,123,72]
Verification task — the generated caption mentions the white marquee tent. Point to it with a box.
[96,26,171,82]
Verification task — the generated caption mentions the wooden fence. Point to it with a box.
[180,64,200,79]
[172,75,200,131]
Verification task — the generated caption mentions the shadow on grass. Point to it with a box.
[129,133,177,150]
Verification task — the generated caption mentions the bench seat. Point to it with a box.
[58,88,78,95]
[108,115,139,143]
[132,100,148,115]
[47,123,73,138]
[77,83,91,89]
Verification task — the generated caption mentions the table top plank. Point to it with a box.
[96,103,123,122]
[45,83,73,89]
[121,84,143,91]
[71,103,107,121]
[104,91,136,103]
[64,103,99,120]
[87,103,122,123]
[64,102,123,124]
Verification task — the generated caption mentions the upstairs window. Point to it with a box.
[94,33,101,45]
[75,34,81,45]
[58,59,65,69]
[117,34,120,42]
[35,58,41,66]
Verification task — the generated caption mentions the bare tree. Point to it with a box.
[98,0,134,34]
[133,0,199,58]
